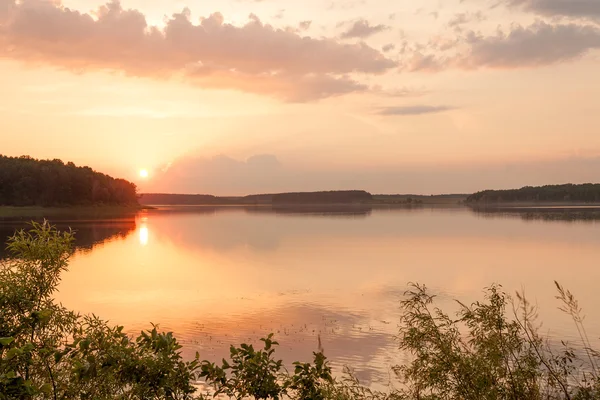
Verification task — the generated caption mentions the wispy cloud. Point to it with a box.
[405,21,600,71]
[340,19,390,39]
[447,11,486,31]
[382,43,395,52]
[376,105,455,116]
[298,20,312,31]
[459,22,600,68]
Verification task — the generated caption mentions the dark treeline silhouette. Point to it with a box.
[271,190,372,204]
[140,190,372,205]
[139,193,223,205]
[467,183,600,204]
[139,193,273,205]
[0,155,138,206]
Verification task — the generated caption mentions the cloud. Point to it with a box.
[150,154,287,194]
[340,19,389,39]
[447,12,486,30]
[371,85,429,97]
[404,52,448,72]
[382,43,395,52]
[186,68,368,102]
[505,0,600,20]
[0,0,395,102]
[406,21,600,71]
[459,21,600,68]
[146,151,600,196]
[298,20,312,31]
[376,105,454,116]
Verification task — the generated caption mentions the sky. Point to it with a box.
[1,0,599,195]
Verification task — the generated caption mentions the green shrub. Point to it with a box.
[0,221,199,399]
[395,283,600,400]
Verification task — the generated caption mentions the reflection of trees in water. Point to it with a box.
[470,207,600,223]
[69,220,137,254]
[0,219,137,258]
[246,205,373,218]
[150,205,374,218]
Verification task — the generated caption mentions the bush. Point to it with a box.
[395,283,600,400]
[0,222,199,399]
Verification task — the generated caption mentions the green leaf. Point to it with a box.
[40,383,53,395]
[79,339,90,350]
[0,337,15,346]
[6,348,21,360]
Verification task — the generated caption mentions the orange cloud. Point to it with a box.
[0,0,395,101]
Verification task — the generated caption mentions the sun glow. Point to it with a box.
[139,169,149,178]
[139,226,149,246]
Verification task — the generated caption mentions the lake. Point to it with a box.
[2,205,600,387]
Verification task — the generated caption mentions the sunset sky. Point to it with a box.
[2,0,599,194]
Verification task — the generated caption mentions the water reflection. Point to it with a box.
[151,205,374,218]
[4,206,600,386]
[246,205,373,218]
[139,225,149,246]
[470,206,600,223]
[0,218,137,258]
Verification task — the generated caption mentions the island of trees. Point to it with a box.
[0,155,138,207]
[140,190,373,205]
[466,183,600,205]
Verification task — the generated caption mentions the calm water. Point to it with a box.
[3,206,600,386]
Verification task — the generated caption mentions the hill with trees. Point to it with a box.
[466,183,600,205]
[0,155,138,207]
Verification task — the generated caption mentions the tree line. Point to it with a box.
[139,191,373,206]
[271,190,372,204]
[0,155,138,207]
[467,183,600,204]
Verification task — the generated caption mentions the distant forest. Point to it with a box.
[272,190,372,204]
[140,190,373,205]
[467,184,600,204]
[0,155,138,207]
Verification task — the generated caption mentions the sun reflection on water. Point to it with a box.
[139,226,149,246]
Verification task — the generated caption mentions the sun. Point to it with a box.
[139,169,149,179]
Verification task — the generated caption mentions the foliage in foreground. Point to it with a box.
[396,283,600,400]
[0,222,198,399]
[1,222,599,399]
